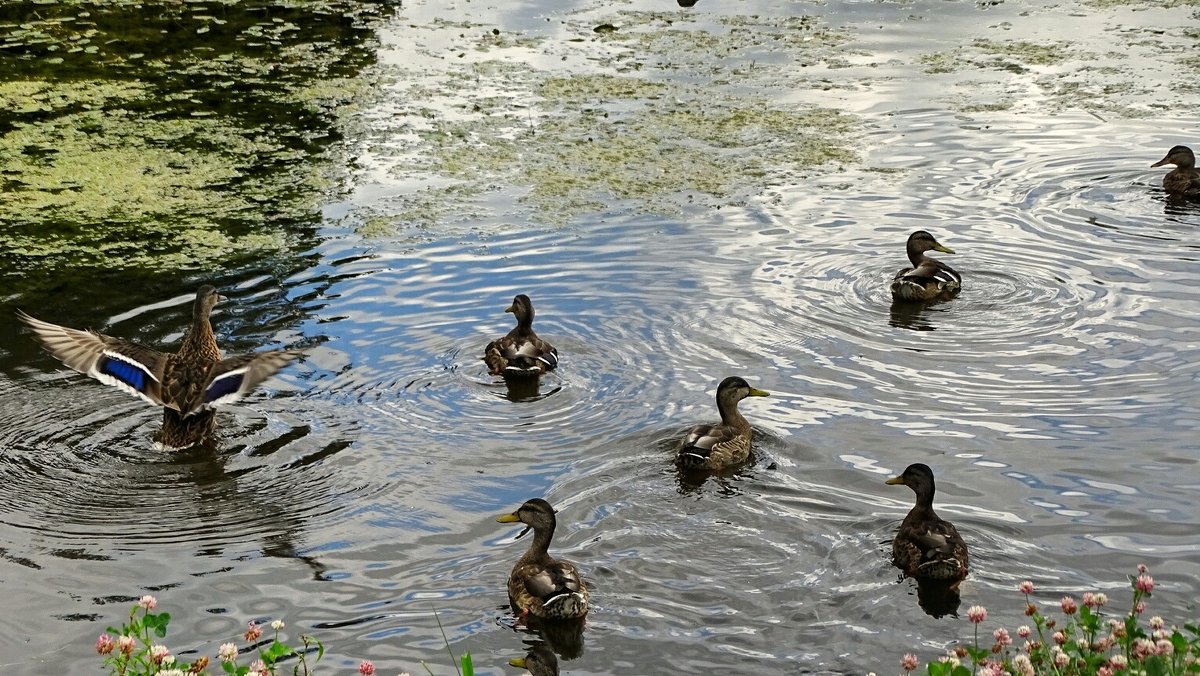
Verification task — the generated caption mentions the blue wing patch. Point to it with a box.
[205,371,244,403]
[100,357,147,392]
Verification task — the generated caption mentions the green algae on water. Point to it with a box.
[0,0,387,280]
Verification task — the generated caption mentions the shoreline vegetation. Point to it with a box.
[92,565,1199,674]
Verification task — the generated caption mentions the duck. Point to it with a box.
[677,376,769,471]
[508,643,559,676]
[890,231,962,302]
[885,463,969,582]
[1151,145,1200,197]
[496,498,589,621]
[17,285,305,449]
[484,294,559,377]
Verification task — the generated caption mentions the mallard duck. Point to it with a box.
[1151,145,1200,197]
[484,294,558,377]
[890,231,962,302]
[885,463,969,582]
[496,498,588,620]
[508,644,559,676]
[17,285,304,449]
[677,376,769,471]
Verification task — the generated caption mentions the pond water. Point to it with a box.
[1,0,1199,673]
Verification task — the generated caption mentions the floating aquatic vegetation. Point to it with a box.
[352,9,861,234]
[0,0,389,281]
[972,39,1073,67]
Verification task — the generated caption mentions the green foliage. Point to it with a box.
[97,597,328,675]
[97,596,478,675]
[901,566,1200,676]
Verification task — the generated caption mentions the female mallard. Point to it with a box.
[677,376,769,471]
[885,463,969,582]
[1151,145,1200,197]
[890,231,961,302]
[17,286,304,449]
[508,644,559,676]
[484,294,559,377]
[496,498,588,621]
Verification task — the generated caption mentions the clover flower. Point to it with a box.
[95,634,114,655]
[117,635,135,655]
[967,605,987,623]
[1133,638,1155,660]
[1018,580,1034,595]
[137,595,158,611]
[1136,574,1155,594]
[244,621,263,642]
[271,619,285,631]
[1017,625,1031,639]
[218,642,238,663]
[1149,616,1165,630]
[359,660,377,675]
[993,627,1012,647]
[1061,596,1078,615]
[900,654,918,672]
[150,644,170,665]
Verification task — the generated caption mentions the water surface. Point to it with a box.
[1,0,1199,673]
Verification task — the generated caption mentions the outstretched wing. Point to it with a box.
[195,349,305,412]
[17,310,168,407]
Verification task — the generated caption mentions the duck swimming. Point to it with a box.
[496,498,589,621]
[1151,145,1200,197]
[885,463,969,582]
[484,294,559,377]
[890,230,961,303]
[677,376,769,471]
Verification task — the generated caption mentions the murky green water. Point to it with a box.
[1,0,1199,673]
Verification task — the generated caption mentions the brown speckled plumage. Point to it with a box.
[886,463,969,582]
[496,498,588,621]
[676,376,769,471]
[484,294,558,377]
[891,231,962,303]
[1152,145,1200,197]
[18,286,304,449]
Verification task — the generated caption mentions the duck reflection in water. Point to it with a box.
[915,577,962,619]
[143,443,332,581]
[888,296,953,332]
[508,641,560,675]
[499,377,559,403]
[673,460,751,497]
[531,618,585,661]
